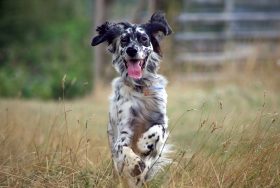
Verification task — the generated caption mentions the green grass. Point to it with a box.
[0,77,280,187]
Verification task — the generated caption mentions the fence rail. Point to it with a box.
[175,30,280,41]
[177,12,280,22]
[175,0,280,67]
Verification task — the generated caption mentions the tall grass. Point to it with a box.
[0,70,279,187]
[158,92,280,187]
[0,84,112,187]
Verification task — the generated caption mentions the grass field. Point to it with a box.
[0,70,280,187]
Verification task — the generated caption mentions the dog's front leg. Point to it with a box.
[111,129,148,188]
[136,124,167,156]
[113,130,146,175]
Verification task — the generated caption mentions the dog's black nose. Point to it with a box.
[126,47,138,57]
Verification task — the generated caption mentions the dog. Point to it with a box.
[91,12,172,187]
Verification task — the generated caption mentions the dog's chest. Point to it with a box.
[109,78,167,143]
[110,85,155,126]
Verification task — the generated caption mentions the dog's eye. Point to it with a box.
[141,35,148,42]
[121,36,129,44]
[140,35,149,46]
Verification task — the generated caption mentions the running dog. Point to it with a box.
[91,12,172,187]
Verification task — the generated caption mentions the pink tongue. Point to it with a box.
[127,60,142,79]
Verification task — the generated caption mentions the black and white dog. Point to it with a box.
[91,12,172,187]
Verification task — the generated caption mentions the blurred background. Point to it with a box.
[0,0,280,100]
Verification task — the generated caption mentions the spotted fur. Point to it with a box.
[92,12,172,187]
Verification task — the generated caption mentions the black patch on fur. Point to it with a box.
[161,125,166,137]
[121,131,128,135]
[131,160,146,177]
[155,136,160,145]
[116,94,121,101]
[148,133,156,139]
[136,178,141,185]
[147,144,154,150]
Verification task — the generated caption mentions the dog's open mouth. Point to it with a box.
[124,59,145,79]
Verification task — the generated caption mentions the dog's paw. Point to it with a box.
[137,125,166,155]
[123,146,146,177]
[131,159,146,177]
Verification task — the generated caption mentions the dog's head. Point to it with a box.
[91,12,172,81]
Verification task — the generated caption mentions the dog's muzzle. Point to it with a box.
[124,47,147,80]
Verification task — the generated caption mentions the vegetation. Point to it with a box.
[0,69,279,187]
[0,0,184,99]
[0,0,93,99]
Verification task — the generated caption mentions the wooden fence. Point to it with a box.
[175,0,280,69]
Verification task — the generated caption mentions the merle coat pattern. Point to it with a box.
[91,12,172,187]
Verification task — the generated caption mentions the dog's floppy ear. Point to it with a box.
[91,22,122,46]
[92,22,131,53]
[142,12,172,55]
[142,11,172,42]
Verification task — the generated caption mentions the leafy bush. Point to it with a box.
[0,0,93,99]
